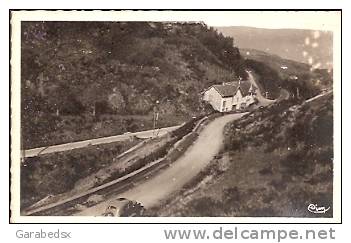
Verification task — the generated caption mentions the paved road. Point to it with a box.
[75,113,246,216]
[305,90,332,103]
[246,71,276,106]
[23,125,181,158]
[247,70,290,103]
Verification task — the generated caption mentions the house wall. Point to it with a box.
[220,97,233,112]
[204,86,257,112]
[232,89,257,110]
[232,89,243,109]
[203,87,223,111]
[244,95,256,106]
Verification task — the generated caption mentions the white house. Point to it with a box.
[203,81,257,112]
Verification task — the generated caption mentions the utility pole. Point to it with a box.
[92,103,96,117]
[153,100,160,137]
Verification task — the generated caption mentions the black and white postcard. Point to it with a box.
[10,10,341,223]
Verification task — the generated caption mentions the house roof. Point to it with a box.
[239,81,257,96]
[212,84,238,97]
[210,81,257,98]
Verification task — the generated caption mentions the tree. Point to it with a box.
[81,83,107,117]
[108,89,126,113]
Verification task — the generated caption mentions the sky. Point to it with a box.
[201,11,340,31]
[12,10,341,31]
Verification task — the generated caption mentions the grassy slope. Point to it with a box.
[21,138,141,209]
[151,93,333,217]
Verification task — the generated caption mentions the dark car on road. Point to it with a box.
[102,198,145,217]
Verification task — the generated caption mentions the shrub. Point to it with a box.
[259,166,273,175]
[223,186,240,205]
[270,179,287,191]
[246,206,276,217]
[309,147,333,166]
[280,149,313,176]
[308,113,333,146]
[185,196,221,216]
[226,138,243,152]
[170,116,204,139]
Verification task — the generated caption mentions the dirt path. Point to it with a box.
[75,113,245,216]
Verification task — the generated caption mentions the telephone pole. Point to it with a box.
[153,100,160,137]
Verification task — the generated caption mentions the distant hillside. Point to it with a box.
[241,48,332,99]
[21,22,246,148]
[241,48,311,78]
[216,26,333,69]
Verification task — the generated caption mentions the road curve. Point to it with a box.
[246,71,276,106]
[75,113,246,216]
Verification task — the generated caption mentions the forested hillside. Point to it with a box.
[21,22,246,148]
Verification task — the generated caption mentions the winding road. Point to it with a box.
[247,70,290,103]
[75,113,246,216]
[246,70,276,106]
